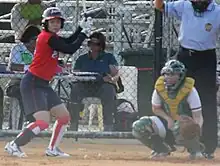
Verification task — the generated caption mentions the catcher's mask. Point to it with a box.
[161,60,186,91]
[191,0,212,16]
[42,7,65,31]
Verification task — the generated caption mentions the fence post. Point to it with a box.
[153,9,163,83]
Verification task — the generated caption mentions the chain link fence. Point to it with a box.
[2,0,220,141]
[0,0,158,138]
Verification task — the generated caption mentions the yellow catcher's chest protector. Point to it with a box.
[155,76,195,120]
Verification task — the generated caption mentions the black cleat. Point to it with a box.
[202,152,214,159]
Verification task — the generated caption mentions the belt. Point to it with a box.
[180,46,215,54]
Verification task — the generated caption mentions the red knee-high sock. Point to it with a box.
[14,120,49,146]
[48,116,70,150]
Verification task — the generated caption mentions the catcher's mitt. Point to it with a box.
[179,115,201,140]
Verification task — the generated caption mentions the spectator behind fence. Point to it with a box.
[11,0,54,42]
[70,32,119,131]
[6,25,40,129]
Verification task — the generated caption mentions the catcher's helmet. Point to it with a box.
[161,60,186,91]
[42,7,65,29]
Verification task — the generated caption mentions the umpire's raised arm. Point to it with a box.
[154,0,185,19]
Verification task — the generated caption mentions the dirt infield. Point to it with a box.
[0,138,219,166]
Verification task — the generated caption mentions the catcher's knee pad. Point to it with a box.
[132,116,170,153]
[132,116,152,139]
[132,116,166,139]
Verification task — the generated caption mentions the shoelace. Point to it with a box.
[55,148,63,154]
[11,143,21,152]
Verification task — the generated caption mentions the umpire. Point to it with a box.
[154,0,220,159]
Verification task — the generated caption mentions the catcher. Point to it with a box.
[132,60,204,159]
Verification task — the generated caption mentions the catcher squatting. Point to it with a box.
[132,60,204,159]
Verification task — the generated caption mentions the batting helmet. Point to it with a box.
[42,7,65,29]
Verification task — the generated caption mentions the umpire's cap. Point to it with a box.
[20,25,41,43]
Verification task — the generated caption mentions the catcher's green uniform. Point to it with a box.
[155,76,202,153]
[132,60,203,157]
[155,76,194,120]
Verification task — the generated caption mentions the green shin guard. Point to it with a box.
[135,133,170,153]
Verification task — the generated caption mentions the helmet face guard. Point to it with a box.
[161,60,186,91]
[164,73,180,87]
